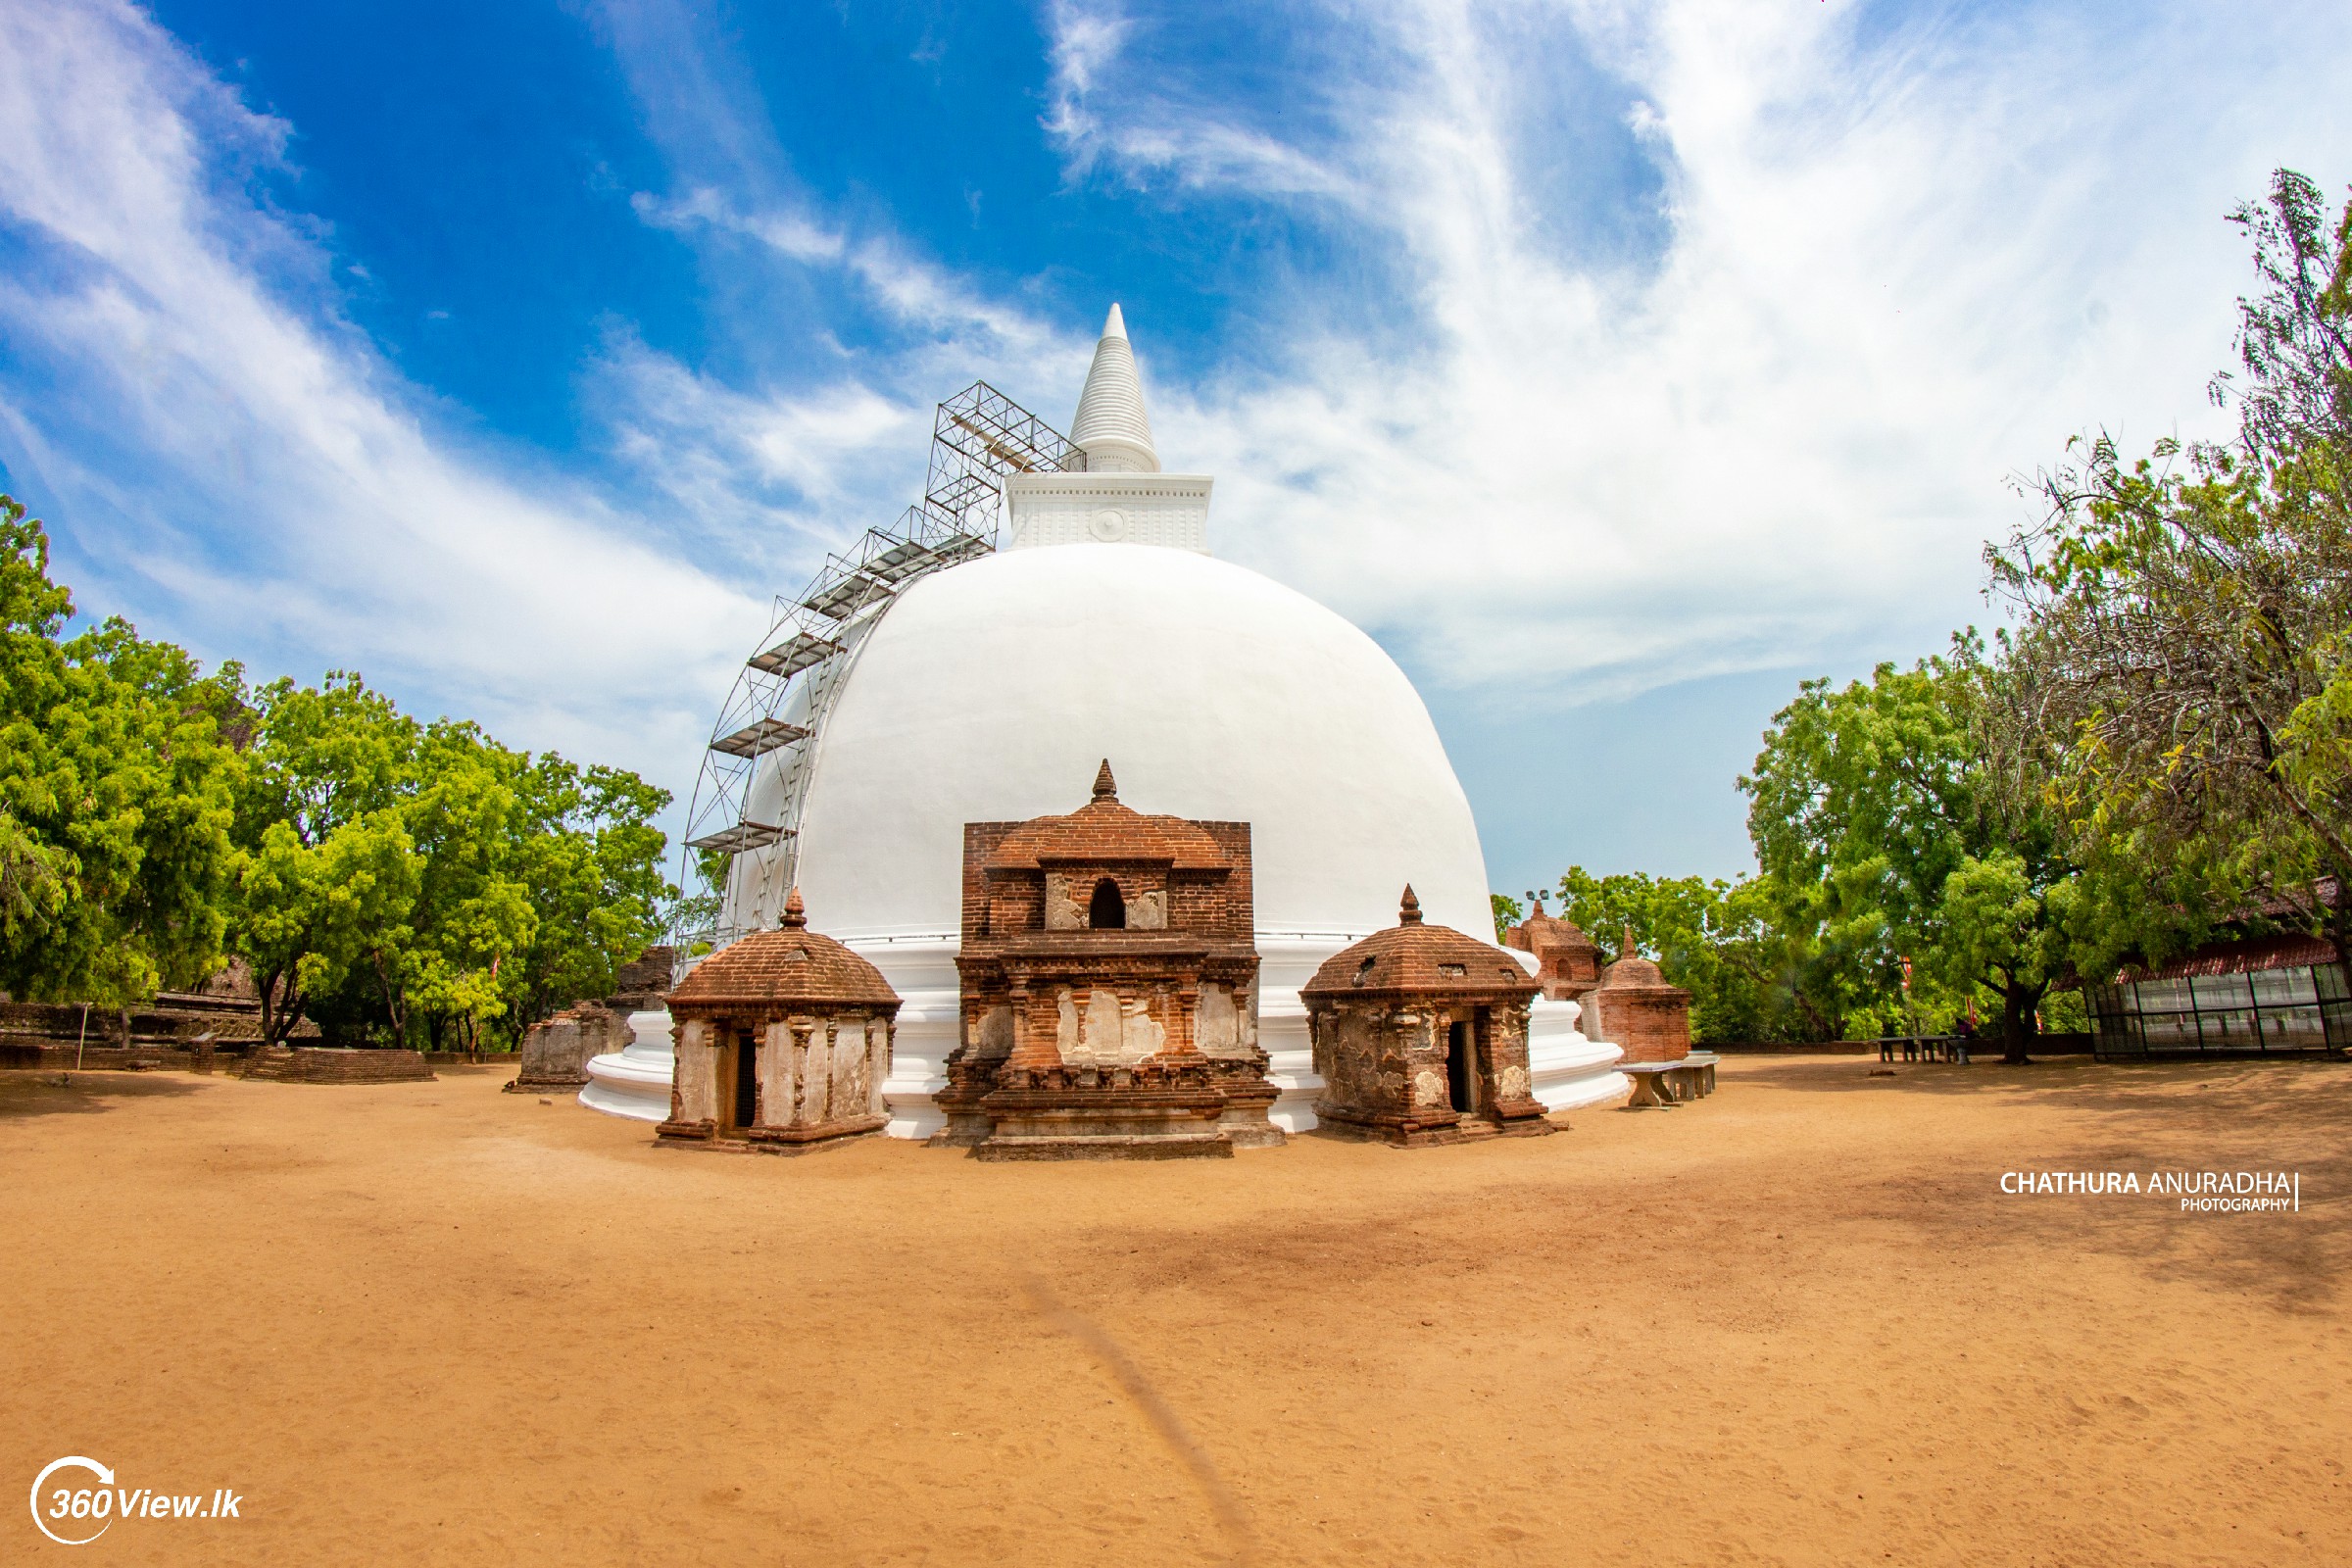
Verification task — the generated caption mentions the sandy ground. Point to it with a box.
[3,1054,2346,1567]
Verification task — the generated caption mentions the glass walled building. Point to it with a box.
[2086,933,2350,1058]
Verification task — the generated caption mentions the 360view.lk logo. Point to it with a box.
[28,1456,242,1546]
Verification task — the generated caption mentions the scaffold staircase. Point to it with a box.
[676,382,1080,949]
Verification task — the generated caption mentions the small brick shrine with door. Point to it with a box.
[1301,887,1554,1146]
[937,761,1272,1159]
[1502,894,1604,1007]
[658,893,901,1152]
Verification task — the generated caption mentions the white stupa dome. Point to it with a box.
[733,544,1492,944]
[583,305,1627,1131]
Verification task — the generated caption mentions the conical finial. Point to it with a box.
[1622,922,1636,958]
[1069,303,1159,474]
[1092,759,1118,802]
[781,888,808,929]
[1399,885,1423,925]
[1531,892,1546,915]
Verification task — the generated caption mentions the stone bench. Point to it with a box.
[1621,1052,1719,1108]
[1877,1035,1971,1064]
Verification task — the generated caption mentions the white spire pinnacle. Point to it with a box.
[1068,302,1158,473]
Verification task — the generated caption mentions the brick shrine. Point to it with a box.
[1501,894,1604,1005]
[935,761,1270,1159]
[1300,887,1554,1146]
[657,893,901,1152]
[1583,928,1693,1064]
[1582,926,1719,1107]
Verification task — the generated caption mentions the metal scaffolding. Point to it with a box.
[675,381,1079,950]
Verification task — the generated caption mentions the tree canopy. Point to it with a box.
[0,500,674,1049]
[1521,172,2351,1055]
[1,498,242,1003]
[1995,169,2352,975]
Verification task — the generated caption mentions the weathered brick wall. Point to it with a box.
[1590,988,1691,1063]
[612,946,675,996]
[507,1004,625,1092]
[240,1047,436,1083]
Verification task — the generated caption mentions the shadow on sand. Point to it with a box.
[0,1069,209,1121]
[1733,1055,2351,1314]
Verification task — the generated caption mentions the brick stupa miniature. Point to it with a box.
[1584,925,1717,1107]
[1300,886,1554,1146]
[657,893,900,1152]
[936,761,1270,1159]
[1583,925,1692,1065]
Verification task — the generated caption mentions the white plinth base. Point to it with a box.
[1526,996,1630,1111]
[571,936,1634,1131]
[579,1007,676,1123]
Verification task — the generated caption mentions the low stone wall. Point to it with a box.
[240,1047,436,1084]
[2,1044,249,1072]
[0,999,308,1052]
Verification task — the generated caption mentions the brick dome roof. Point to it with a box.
[666,892,901,1011]
[1300,887,1539,1002]
[1597,955,1666,988]
[982,762,1235,870]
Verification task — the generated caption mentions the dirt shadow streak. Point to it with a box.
[0,1071,207,1120]
[1021,1271,1257,1565]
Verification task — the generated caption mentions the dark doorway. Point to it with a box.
[732,1033,760,1130]
[1090,877,1126,929]
[1446,1019,1473,1112]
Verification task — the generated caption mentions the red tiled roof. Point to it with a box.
[2122,931,2342,984]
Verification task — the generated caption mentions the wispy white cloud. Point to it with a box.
[6,0,2347,846]
[0,0,762,781]
[1041,0,1360,199]
[1037,0,2352,707]
[591,328,925,557]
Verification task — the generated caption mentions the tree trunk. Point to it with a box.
[257,966,301,1047]
[1999,982,2043,1064]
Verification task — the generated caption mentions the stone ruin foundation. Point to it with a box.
[506,946,674,1096]
[241,1046,436,1084]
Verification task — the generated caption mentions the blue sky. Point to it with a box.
[3,0,2348,900]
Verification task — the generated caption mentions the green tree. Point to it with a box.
[228,671,671,1050]
[1490,892,1524,943]
[1548,867,1815,1043]
[492,756,672,1046]
[1740,643,2087,1059]
[0,498,241,1002]
[1998,169,2352,974]
[228,672,422,1041]
[235,810,421,1045]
